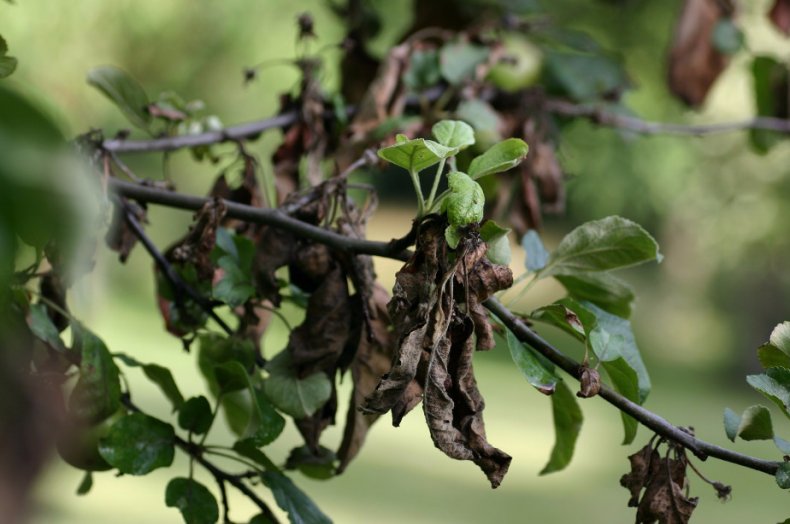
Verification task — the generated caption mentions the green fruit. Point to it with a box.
[57,410,124,471]
[487,35,543,92]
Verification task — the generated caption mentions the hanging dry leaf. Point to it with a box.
[667,0,734,107]
[105,199,146,263]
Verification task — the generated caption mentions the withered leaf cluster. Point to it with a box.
[363,218,513,488]
[621,440,708,524]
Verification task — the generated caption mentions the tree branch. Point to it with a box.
[545,99,790,136]
[109,178,781,478]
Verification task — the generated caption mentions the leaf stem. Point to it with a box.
[425,158,446,212]
[409,169,426,216]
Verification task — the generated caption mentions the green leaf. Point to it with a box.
[522,230,549,272]
[213,256,255,307]
[505,327,557,394]
[165,477,219,524]
[443,171,484,227]
[776,462,790,489]
[757,344,790,369]
[445,225,461,249]
[178,396,213,435]
[543,49,629,102]
[537,216,661,279]
[285,445,338,480]
[556,273,635,318]
[28,303,66,352]
[431,120,475,151]
[263,351,332,419]
[249,514,277,524]
[403,49,440,92]
[439,42,489,85]
[214,360,250,394]
[70,325,122,424]
[244,387,286,447]
[377,138,452,173]
[480,220,511,265]
[98,413,175,475]
[261,470,332,524]
[747,367,790,419]
[468,138,529,179]
[711,19,744,55]
[723,408,740,442]
[541,380,583,475]
[233,439,278,471]
[0,34,7,55]
[0,56,17,79]
[583,302,650,404]
[737,405,774,441]
[530,300,589,343]
[599,355,640,444]
[771,322,790,355]
[455,99,502,147]
[86,66,151,130]
[76,471,93,496]
[749,56,788,154]
[142,364,184,411]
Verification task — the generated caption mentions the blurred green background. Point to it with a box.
[3,0,790,521]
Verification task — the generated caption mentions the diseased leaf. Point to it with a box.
[165,477,219,524]
[70,325,122,424]
[556,273,635,318]
[98,413,175,475]
[747,367,790,419]
[505,327,557,395]
[537,216,661,279]
[737,405,774,441]
[521,230,549,272]
[178,396,213,435]
[577,367,601,399]
[432,119,475,151]
[439,42,489,85]
[28,302,66,352]
[530,301,588,343]
[468,138,529,179]
[261,470,332,524]
[443,171,484,227]
[263,351,332,419]
[541,380,583,474]
[86,66,151,130]
[723,407,740,441]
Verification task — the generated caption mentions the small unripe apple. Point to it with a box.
[56,410,124,471]
[487,35,543,92]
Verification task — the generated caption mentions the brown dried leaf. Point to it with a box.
[620,444,659,506]
[577,367,601,398]
[166,198,227,279]
[770,0,790,36]
[464,244,514,351]
[105,200,146,263]
[668,0,734,107]
[253,226,295,307]
[636,457,697,524]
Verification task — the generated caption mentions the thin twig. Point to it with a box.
[545,99,790,136]
[213,475,232,524]
[109,179,782,477]
[119,198,234,335]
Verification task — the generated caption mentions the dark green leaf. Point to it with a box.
[86,66,151,130]
[758,344,790,369]
[540,380,583,474]
[233,439,278,471]
[98,413,175,475]
[70,325,122,423]
[439,42,489,85]
[213,255,255,307]
[165,477,219,524]
[480,220,511,265]
[249,515,277,524]
[244,387,286,447]
[599,356,640,444]
[285,445,338,480]
[468,138,529,180]
[431,119,475,151]
[543,50,629,102]
[178,396,213,435]
[76,471,93,496]
[28,302,66,351]
[403,49,440,92]
[261,470,332,524]
[556,273,635,318]
[776,462,790,489]
[142,364,184,411]
[443,171,484,227]
[737,405,774,441]
[723,408,740,442]
[263,351,332,419]
[749,56,788,154]
[214,360,250,394]
[537,216,661,279]
[377,138,451,173]
[711,19,744,55]
[505,327,557,394]
[522,230,549,272]
[747,367,790,419]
